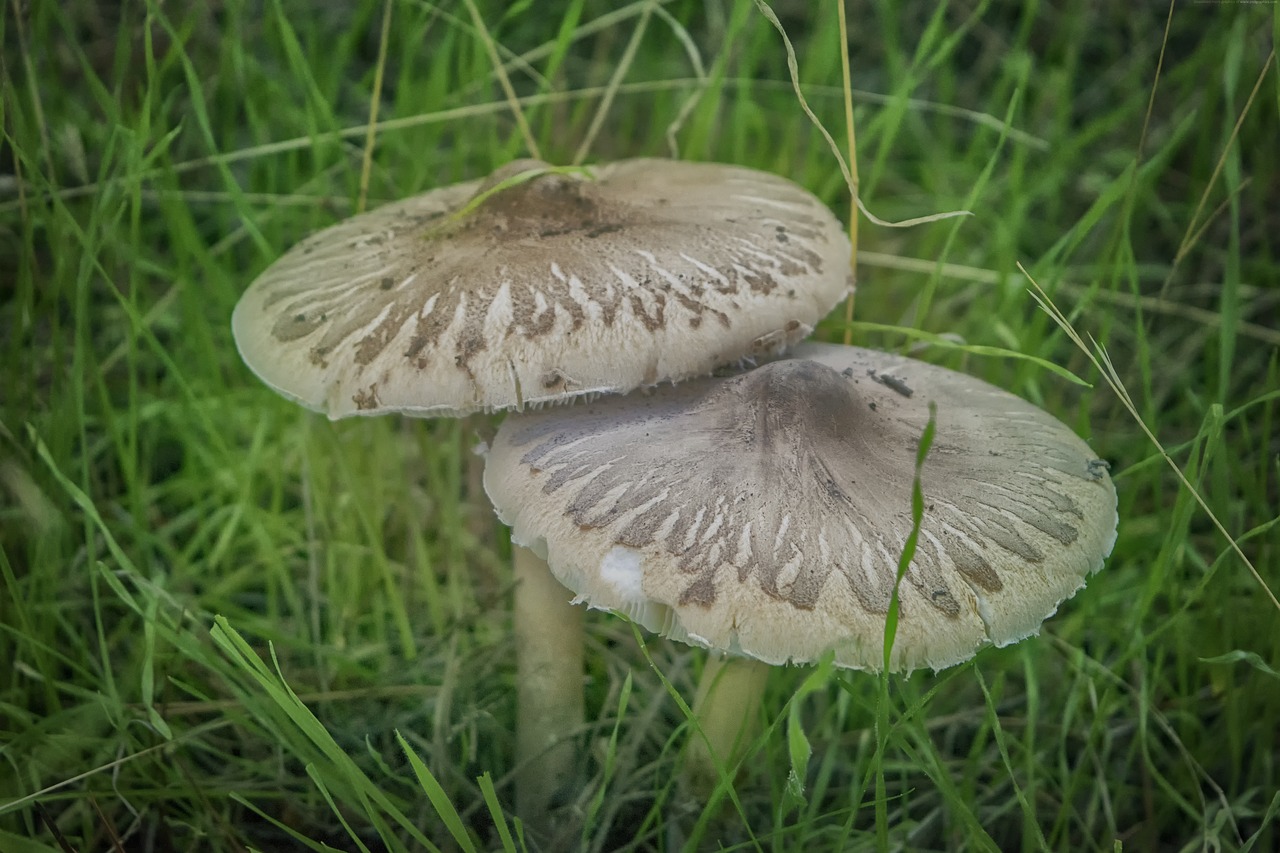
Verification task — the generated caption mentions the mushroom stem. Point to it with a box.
[513,544,584,821]
[684,655,770,796]
[463,415,497,601]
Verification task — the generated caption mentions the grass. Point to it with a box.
[2,0,1278,849]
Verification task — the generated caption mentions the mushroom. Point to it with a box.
[232,158,851,417]
[483,342,1118,792]
[230,159,852,822]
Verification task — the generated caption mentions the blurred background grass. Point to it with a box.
[2,1,1278,850]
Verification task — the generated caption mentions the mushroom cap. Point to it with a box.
[232,159,852,418]
[484,343,1118,673]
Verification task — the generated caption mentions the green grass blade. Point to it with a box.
[476,772,518,853]
[306,764,378,853]
[584,669,633,833]
[395,731,476,853]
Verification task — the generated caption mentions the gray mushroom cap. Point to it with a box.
[231,159,852,418]
[483,343,1118,673]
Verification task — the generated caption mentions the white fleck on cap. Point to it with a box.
[231,159,852,418]
[483,343,1119,673]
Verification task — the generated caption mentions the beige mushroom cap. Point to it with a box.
[484,343,1118,673]
[231,159,852,418]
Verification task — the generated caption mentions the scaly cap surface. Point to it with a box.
[484,343,1118,672]
[232,159,852,417]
